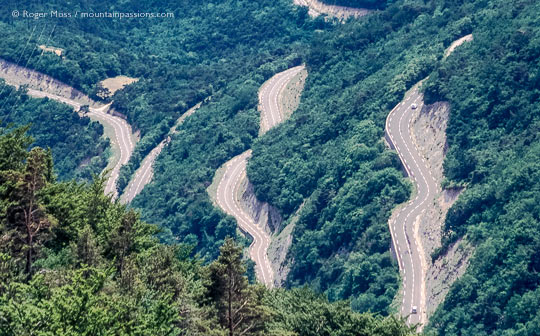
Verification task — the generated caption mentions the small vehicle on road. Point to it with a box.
[412,306,418,314]
[411,103,418,109]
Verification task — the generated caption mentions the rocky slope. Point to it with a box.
[409,101,473,317]
[0,59,136,198]
[293,0,370,20]
[0,59,94,107]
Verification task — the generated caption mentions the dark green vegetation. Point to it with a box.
[248,0,475,314]
[0,126,415,335]
[249,0,540,333]
[0,81,108,180]
[320,0,389,10]
[421,1,540,335]
[129,0,313,257]
[0,0,314,258]
[2,0,540,334]
[116,120,170,194]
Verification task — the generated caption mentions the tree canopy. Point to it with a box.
[0,125,415,335]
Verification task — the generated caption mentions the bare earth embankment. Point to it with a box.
[410,34,475,316]
[0,59,136,198]
[385,35,474,329]
[97,76,139,99]
[38,45,64,57]
[208,66,307,287]
[410,101,473,317]
[293,0,370,20]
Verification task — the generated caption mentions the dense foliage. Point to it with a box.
[247,0,476,313]
[116,119,170,194]
[0,0,312,197]
[0,81,108,181]
[129,0,313,258]
[3,1,540,334]
[421,1,540,334]
[0,126,415,335]
[0,0,314,259]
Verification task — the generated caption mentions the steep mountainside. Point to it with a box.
[1,1,540,334]
[248,0,540,332]
[0,0,315,258]
[0,126,415,335]
[0,80,108,181]
[422,1,540,334]
[248,0,474,314]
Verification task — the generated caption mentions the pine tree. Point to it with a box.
[83,173,111,233]
[1,147,54,278]
[72,225,103,268]
[106,209,157,276]
[208,238,267,336]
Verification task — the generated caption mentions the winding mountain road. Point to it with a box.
[386,89,434,327]
[0,59,136,199]
[90,105,135,198]
[120,102,202,204]
[0,62,137,196]
[215,65,305,287]
[120,141,165,204]
[27,89,135,198]
[385,36,473,329]
[217,151,274,286]
[259,66,306,134]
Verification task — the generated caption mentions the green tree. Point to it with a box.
[0,125,32,172]
[208,238,268,336]
[106,209,157,276]
[72,225,103,268]
[264,288,416,336]
[1,147,54,277]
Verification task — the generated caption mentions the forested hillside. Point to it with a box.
[0,125,415,335]
[1,0,540,334]
[0,81,108,180]
[248,0,473,314]
[421,1,540,334]
[130,0,315,257]
[0,0,315,257]
[248,0,540,332]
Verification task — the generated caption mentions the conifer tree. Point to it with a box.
[208,238,267,336]
[2,147,54,278]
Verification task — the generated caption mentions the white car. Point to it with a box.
[411,103,418,110]
[411,306,418,314]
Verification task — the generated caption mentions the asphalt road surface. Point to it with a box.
[216,150,274,287]
[386,88,436,328]
[26,89,135,199]
[120,141,165,204]
[215,66,305,287]
[0,61,135,198]
[259,65,305,135]
[119,102,202,204]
